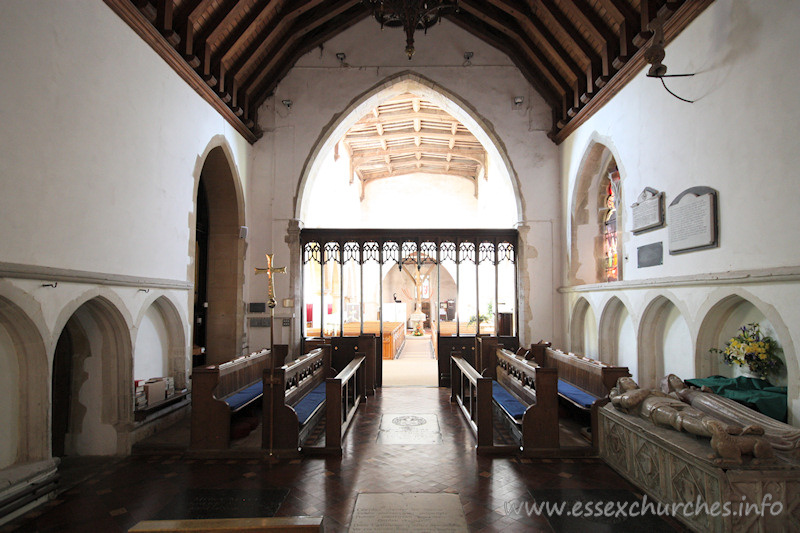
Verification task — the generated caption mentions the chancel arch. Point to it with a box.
[295,71,522,227]
[51,295,132,456]
[598,296,636,374]
[568,136,624,285]
[0,292,49,467]
[637,295,693,390]
[192,140,246,366]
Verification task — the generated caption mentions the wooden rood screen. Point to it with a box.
[301,229,519,387]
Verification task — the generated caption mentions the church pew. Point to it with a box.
[262,346,331,457]
[529,342,630,448]
[450,355,493,453]
[306,321,405,360]
[324,355,367,455]
[493,348,560,453]
[189,349,271,450]
[450,350,560,455]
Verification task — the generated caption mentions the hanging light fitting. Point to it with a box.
[364,0,458,59]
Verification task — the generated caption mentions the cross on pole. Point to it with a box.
[255,253,286,461]
[255,253,286,310]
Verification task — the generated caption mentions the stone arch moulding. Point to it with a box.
[191,137,247,365]
[695,289,798,423]
[133,293,189,389]
[52,289,134,454]
[569,297,592,355]
[0,284,50,464]
[637,293,690,390]
[598,295,632,366]
[294,70,525,225]
[568,132,627,285]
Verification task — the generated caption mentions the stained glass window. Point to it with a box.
[603,170,621,282]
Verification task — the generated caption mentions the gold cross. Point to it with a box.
[255,253,286,307]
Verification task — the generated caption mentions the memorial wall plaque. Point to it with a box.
[637,242,663,268]
[668,187,718,254]
[631,187,664,234]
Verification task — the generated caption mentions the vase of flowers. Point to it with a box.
[711,322,783,381]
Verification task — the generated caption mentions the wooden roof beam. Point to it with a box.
[557,0,618,87]
[490,0,587,112]
[457,1,572,118]
[155,0,180,45]
[445,11,561,124]
[177,0,213,66]
[245,4,367,118]
[194,0,239,85]
[533,0,602,104]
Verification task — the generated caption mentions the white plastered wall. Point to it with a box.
[248,18,561,351]
[0,1,252,459]
[560,0,800,424]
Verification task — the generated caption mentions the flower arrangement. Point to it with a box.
[711,323,783,380]
[412,323,424,336]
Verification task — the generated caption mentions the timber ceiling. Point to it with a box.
[342,93,486,199]
[105,0,712,144]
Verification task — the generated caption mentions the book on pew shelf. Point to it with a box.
[144,379,167,405]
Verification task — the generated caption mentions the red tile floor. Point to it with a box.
[3,387,687,532]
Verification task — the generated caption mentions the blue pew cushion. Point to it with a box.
[293,382,326,425]
[557,379,598,409]
[492,381,527,422]
[224,381,263,411]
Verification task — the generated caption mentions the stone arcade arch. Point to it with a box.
[52,294,132,456]
[696,292,795,384]
[569,297,597,358]
[0,292,48,467]
[133,295,189,389]
[598,296,636,371]
[192,140,246,365]
[637,295,693,389]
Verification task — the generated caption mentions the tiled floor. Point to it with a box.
[3,387,687,532]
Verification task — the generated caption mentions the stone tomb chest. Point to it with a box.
[598,403,800,532]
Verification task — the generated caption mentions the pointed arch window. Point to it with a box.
[602,170,621,282]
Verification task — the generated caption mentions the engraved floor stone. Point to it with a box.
[377,413,442,444]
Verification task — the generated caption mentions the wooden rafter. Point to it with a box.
[106,0,710,143]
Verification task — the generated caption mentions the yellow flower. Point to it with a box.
[759,353,767,360]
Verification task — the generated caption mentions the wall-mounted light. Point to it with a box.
[644,15,696,103]
[41,282,57,288]
[463,51,473,67]
[513,96,524,106]
[281,99,293,109]
[336,52,346,65]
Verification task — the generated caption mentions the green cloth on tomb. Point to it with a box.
[685,375,788,422]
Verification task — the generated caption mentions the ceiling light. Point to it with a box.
[364,0,459,59]
[513,96,524,106]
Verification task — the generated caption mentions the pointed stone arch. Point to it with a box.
[569,297,597,357]
[598,296,630,367]
[294,71,524,224]
[52,292,133,455]
[638,294,693,389]
[568,133,626,285]
[190,136,246,365]
[133,294,189,389]
[0,287,49,466]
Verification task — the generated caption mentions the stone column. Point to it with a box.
[285,219,304,358]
